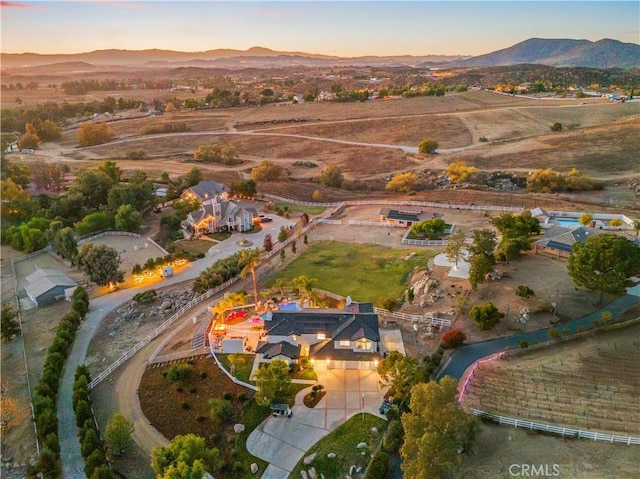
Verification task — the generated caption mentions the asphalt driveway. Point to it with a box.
[247,365,387,477]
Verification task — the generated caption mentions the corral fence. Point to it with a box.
[348,220,394,228]
[467,408,640,446]
[263,194,524,213]
[318,219,342,225]
[12,245,54,263]
[373,307,451,328]
[88,276,239,390]
[77,231,141,246]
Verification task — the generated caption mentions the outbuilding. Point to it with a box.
[24,268,77,306]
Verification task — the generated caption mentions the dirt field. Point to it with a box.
[457,422,639,479]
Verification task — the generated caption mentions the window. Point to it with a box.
[316,333,326,340]
[339,340,350,347]
[355,339,372,350]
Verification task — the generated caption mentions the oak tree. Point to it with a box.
[78,243,124,286]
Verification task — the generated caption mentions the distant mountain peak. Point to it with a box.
[457,38,640,68]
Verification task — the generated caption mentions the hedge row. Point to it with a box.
[73,366,115,479]
[27,287,89,479]
[363,450,389,479]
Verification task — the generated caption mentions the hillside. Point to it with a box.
[456,38,640,68]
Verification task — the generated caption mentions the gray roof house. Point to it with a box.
[180,180,228,203]
[533,226,606,257]
[184,197,257,235]
[24,268,77,306]
[261,302,381,369]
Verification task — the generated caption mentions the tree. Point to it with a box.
[184,167,203,187]
[579,213,593,226]
[467,229,497,290]
[277,226,289,243]
[291,275,318,307]
[98,160,122,183]
[491,212,540,238]
[226,353,246,376]
[151,434,222,479]
[377,351,420,399]
[35,119,62,142]
[74,211,114,236]
[105,413,134,456]
[78,243,124,286]
[385,172,419,193]
[194,144,222,163]
[567,234,640,304]
[445,229,467,268]
[447,161,479,184]
[417,138,438,154]
[53,227,78,263]
[320,165,344,188]
[1,178,32,221]
[1,303,21,341]
[230,179,257,198]
[17,123,39,150]
[166,363,193,385]
[291,240,297,254]
[30,161,67,192]
[300,212,309,227]
[410,218,446,239]
[468,253,495,290]
[550,122,562,131]
[469,301,504,331]
[239,247,263,307]
[262,233,273,252]
[114,204,141,233]
[72,170,114,210]
[1,159,30,188]
[251,160,285,182]
[78,122,116,147]
[254,360,292,406]
[401,377,477,479]
[312,190,323,202]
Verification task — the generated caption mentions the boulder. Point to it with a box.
[303,453,316,465]
[308,467,317,479]
[356,466,363,473]
[371,427,378,435]
[327,453,336,459]
[250,463,259,474]
[234,424,245,433]
[300,471,308,479]
[350,465,356,475]
[160,300,172,311]
[357,442,368,449]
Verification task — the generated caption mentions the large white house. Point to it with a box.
[184,197,257,235]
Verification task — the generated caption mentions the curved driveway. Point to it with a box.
[437,294,640,381]
[59,218,293,478]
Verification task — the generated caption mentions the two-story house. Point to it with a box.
[180,179,228,204]
[184,197,257,235]
[256,302,381,370]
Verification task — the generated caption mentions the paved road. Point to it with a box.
[58,219,293,479]
[437,294,640,381]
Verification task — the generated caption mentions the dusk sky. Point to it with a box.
[1,1,639,56]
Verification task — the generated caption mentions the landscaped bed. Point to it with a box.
[289,413,388,478]
[138,357,269,478]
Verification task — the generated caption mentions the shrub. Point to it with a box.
[548,329,560,340]
[430,352,442,365]
[383,420,404,452]
[222,391,233,401]
[133,289,157,304]
[364,450,390,479]
[237,392,247,402]
[516,285,535,299]
[441,328,466,349]
[209,398,233,424]
[199,372,208,379]
[181,402,191,410]
[519,341,529,349]
[479,136,488,142]
[379,297,400,312]
[576,326,585,333]
[189,387,197,394]
[166,363,193,384]
[470,302,504,331]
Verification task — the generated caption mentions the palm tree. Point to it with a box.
[227,291,248,310]
[228,353,245,376]
[239,247,264,307]
[274,278,289,298]
[211,297,234,319]
[291,275,318,307]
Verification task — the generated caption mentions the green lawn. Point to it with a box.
[172,239,212,255]
[274,202,326,216]
[236,400,270,474]
[217,354,256,384]
[207,231,232,241]
[291,369,318,381]
[268,241,433,305]
[288,413,387,478]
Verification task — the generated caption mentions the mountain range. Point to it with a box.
[2,38,638,70]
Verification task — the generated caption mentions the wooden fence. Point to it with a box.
[149,347,210,365]
[77,231,140,246]
[373,307,451,328]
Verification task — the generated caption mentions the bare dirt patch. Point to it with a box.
[457,422,639,479]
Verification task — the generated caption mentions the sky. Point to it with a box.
[1,1,639,56]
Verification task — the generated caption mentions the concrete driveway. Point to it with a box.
[247,365,387,477]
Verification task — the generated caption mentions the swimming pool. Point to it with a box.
[278,302,300,311]
[556,218,581,228]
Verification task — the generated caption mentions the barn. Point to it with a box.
[24,268,78,306]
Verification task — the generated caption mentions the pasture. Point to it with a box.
[266,241,433,306]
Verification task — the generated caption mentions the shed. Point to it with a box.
[24,268,77,306]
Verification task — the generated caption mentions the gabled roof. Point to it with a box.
[24,269,77,300]
[265,303,380,342]
[256,341,301,359]
[535,225,605,251]
[309,340,382,361]
[186,180,227,201]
